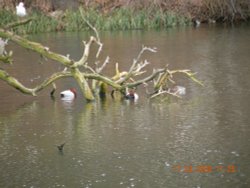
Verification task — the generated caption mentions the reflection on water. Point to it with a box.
[61,98,76,111]
[0,25,250,187]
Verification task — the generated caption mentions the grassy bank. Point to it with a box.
[0,8,191,34]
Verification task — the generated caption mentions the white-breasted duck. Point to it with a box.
[60,88,77,100]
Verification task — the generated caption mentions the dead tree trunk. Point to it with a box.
[0,10,202,101]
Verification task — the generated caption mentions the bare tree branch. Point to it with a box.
[0,69,71,96]
[150,90,181,99]
[0,28,74,67]
[125,68,166,88]
[79,8,103,58]
[116,46,157,84]
[96,56,110,73]
[0,19,202,101]
[73,36,96,67]
[169,69,204,86]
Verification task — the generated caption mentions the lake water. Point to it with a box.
[0,25,250,188]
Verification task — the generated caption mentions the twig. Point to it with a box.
[169,69,204,86]
[79,8,103,58]
[97,56,110,73]
[73,37,96,67]
[0,28,74,67]
[83,63,96,73]
[135,45,157,63]
[150,90,181,99]
[117,46,157,84]
[125,68,167,88]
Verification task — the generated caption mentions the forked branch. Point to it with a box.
[0,18,202,101]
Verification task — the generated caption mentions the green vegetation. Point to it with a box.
[0,8,191,34]
[202,0,250,22]
[0,18,201,101]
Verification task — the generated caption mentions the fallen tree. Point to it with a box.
[0,10,202,101]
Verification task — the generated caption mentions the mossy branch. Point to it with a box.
[169,69,204,86]
[126,68,167,88]
[71,68,95,101]
[117,46,157,84]
[0,51,13,64]
[0,28,74,67]
[0,69,72,95]
[85,73,122,90]
[72,36,96,67]
[0,19,202,101]
[0,69,36,95]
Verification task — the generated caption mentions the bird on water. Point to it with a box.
[125,88,139,101]
[55,142,66,152]
[168,85,186,96]
[60,88,77,100]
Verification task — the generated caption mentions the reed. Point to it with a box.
[0,8,190,33]
[0,10,18,27]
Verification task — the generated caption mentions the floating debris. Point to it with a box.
[165,162,170,167]
[231,151,240,157]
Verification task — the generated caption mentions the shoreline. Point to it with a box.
[1,0,250,34]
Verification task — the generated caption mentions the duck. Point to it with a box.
[125,88,139,101]
[60,88,77,100]
[192,18,201,27]
[55,142,66,152]
[195,20,201,26]
[16,2,27,17]
[168,85,186,96]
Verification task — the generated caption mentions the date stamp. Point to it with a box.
[171,164,237,173]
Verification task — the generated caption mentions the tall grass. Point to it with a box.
[0,8,191,34]
[0,10,59,33]
[0,10,17,26]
